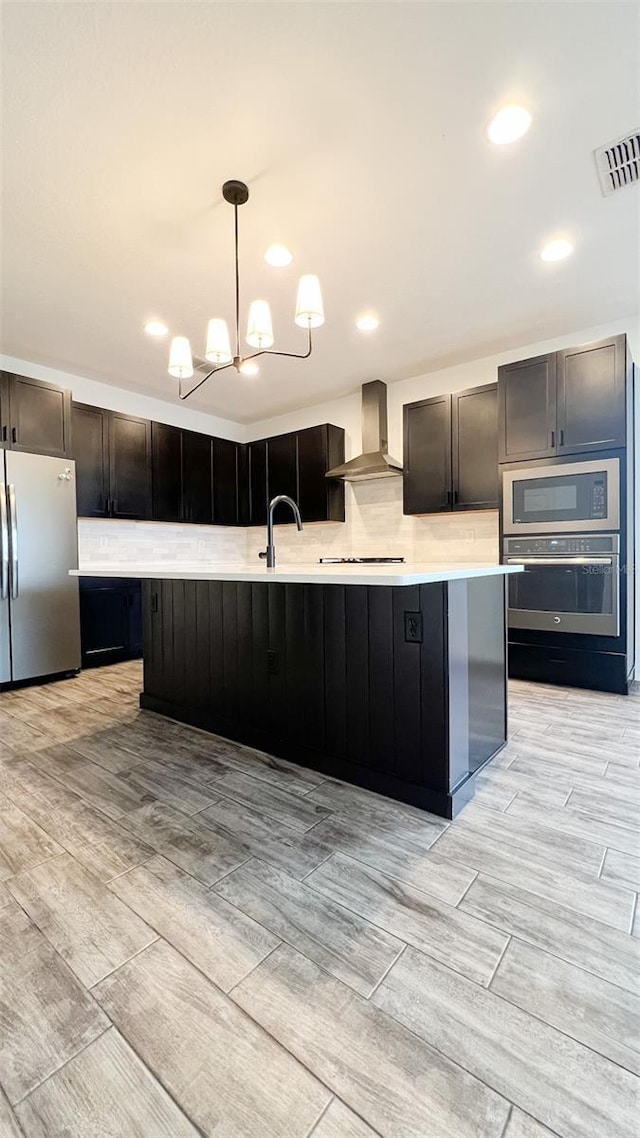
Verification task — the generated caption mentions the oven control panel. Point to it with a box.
[504,534,619,556]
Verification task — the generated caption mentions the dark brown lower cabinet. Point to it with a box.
[141,574,507,819]
[79,578,142,667]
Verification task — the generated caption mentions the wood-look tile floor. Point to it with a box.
[1,661,639,1137]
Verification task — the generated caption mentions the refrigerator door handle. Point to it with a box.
[0,481,8,600]
[8,482,18,599]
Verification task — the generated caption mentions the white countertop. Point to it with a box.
[71,562,523,587]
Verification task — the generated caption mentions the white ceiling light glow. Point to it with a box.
[145,320,168,337]
[487,105,532,145]
[168,180,324,400]
[356,314,379,332]
[264,244,293,267]
[540,238,574,262]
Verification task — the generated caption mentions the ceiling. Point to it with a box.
[1,2,638,423]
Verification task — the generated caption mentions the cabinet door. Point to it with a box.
[556,335,627,455]
[71,403,109,517]
[0,373,9,449]
[79,584,129,666]
[452,383,499,510]
[109,412,151,519]
[498,354,557,462]
[403,396,452,515]
[151,422,183,522]
[247,439,267,527]
[297,424,346,523]
[182,430,213,524]
[267,433,298,524]
[212,438,240,525]
[4,373,72,457]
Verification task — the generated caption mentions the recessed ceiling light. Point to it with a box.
[240,360,259,376]
[540,238,574,262]
[145,320,168,337]
[487,105,532,145]
[264,244,293,267]
[356,314,379,332]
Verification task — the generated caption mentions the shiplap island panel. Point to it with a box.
[73,564,521,818]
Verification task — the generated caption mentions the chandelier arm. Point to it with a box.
[178,360,234,401]
[261,326,313,361]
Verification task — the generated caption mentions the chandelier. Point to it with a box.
[168,180,325,400]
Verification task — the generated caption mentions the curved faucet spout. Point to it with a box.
[259,495,304,569]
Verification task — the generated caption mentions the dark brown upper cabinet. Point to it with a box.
[108,412,151,519]
[73,398,345,530]
[297,424,345,523]
[72,404,151,520]
[182,430,214,524]
[403,395,452,514]
[213,437,242,526]
[498,335,630,463]
[556,335,628,455]
[151,422,183,523]
[267,433,298,524]
[498,354,556,463]
[452,384,499,510]
[247,439,268,527]
[1,372,72,458]
[403,385,498,516]
[71,404,110,517]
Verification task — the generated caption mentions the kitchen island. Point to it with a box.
[72,563,521,818]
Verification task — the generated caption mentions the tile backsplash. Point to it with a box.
[78,480,499,566]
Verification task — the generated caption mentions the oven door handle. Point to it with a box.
[506,557,614,566]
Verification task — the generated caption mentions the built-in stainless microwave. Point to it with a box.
[502,458,619,535]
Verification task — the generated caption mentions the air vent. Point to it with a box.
[594,130,640,196]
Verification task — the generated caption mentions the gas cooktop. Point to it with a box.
[318,557,406,564]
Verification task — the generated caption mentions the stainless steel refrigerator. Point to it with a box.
[1,451,81,685]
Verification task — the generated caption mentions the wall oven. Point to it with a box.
[504,534,620,637]
[502,457,619,535]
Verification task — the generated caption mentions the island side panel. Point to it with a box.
[141,578,501,817]
[466,573,508,771]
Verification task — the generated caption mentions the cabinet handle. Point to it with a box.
[11,427,17,444]
[559,429,565,447]
[445,489,452,507]
[1,426,6,442]
[452,488,458,507]
[549,430,555,448]
[104,496,110,515]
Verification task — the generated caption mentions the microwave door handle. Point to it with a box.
[503,555,614,564]
[0,482,8,600]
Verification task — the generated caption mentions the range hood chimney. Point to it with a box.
[325,380,403,482]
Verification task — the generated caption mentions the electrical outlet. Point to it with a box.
[404,611,423,643]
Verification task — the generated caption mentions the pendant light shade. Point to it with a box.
[295,274,324,328]
[168,336,194,380]
[205,318,233,364]
[246,299,274,349]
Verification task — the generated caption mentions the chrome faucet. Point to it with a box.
[259,495,303,568]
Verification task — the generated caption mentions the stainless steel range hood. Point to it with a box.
[325,380,403,482]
